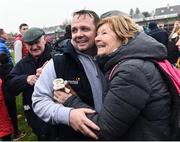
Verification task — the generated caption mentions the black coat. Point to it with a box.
[148,28,169,48]
[63,32,171,140]
[7,45,59,140]
[7,45,52,106]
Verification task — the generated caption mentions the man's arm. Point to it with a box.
[54,91,100,139]
[14,40,22,64]
[32,59,72,125]
[7,62,29,94]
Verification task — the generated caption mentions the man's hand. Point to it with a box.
[36,61,48,78]
[36,67,43,78]
[27,75,38,86]
[69,108,100,140]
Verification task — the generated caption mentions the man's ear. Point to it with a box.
[43,36,46,43]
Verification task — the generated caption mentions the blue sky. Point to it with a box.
[1,0,180,33]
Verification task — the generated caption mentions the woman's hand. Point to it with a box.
[53,90,72,103]
[53,83,77,103]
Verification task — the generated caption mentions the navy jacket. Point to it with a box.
[7,45,51,106]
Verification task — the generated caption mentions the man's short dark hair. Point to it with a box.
[19,23,28,30]
[73,10,100,28]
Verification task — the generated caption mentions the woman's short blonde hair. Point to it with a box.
[97,15,139,44]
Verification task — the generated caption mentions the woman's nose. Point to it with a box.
[95,35,101,42]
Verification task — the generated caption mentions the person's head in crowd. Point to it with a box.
[64,24,72,39]
[95,15,139,56]
[45,35,53,43]
[71,9,100,55]
[0,28,8,41]
[22,27,46,59]
[19,23,29,35]
[100,10,129,19]
[158,24,164,30]
[148,21,158,31]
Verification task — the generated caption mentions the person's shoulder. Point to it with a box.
[16,55,29,65]
[0,44,7,50]
[14,34,22,41]
[120,59,144,66]
[56,39,72,49]
[53,39,74,55]
[119,59,154,73]
[14,40,22,45]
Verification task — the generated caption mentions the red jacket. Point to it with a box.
[14,34,28,58]
[0,79,14,137]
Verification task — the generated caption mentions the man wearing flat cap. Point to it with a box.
[7,27,57,140]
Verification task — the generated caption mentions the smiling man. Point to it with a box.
[32,10,105,140]
[7,27,57,140]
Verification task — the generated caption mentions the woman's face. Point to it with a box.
[95,23,121,56]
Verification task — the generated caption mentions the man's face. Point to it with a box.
[25,36,46,59]
[71,14,96,52]
[20,26,29,35]
[0,30,8,41]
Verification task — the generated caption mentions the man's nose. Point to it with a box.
[30,43,38,49]
[76,30,83,37]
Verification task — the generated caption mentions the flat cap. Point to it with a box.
[22,27,45,44]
